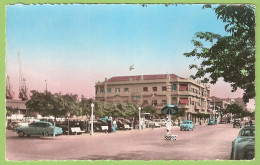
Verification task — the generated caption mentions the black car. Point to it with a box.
[233,119,242,128]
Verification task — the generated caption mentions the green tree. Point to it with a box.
[142,106,157,116]
[184,5,255,103]
[6,106,15,117]
[225,104,244,118]
[26,91,80,121]
[79,96,93,116]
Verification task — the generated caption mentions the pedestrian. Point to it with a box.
[113,120,117,132]
[108,117,112,133]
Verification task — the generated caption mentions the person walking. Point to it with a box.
[113,120,117,132]
[108,117,112,133]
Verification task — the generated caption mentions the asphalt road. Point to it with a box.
[6,124,240,161]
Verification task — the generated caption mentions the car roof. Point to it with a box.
[242,125,255,129]
[32,121,52,124]
[183,120,192,122]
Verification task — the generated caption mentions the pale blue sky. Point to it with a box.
[6,4,253,108]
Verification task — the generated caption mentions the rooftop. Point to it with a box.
[107,74,184,82]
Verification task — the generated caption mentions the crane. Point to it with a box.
[6,75,15,99]
[18,52,28,101]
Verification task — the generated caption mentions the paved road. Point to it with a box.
[6,124,240,161]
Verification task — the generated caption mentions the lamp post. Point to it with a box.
[138,107,141,131]
[67,112,70,136]
[91,103,94,136]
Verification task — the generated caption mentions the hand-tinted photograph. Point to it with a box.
[5,4,255,161]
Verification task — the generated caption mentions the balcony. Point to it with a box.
[178,104,190,109]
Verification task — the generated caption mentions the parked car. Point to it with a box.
[219,120,226,124]
[208,118,217,125]
[87,120,108,132]
[117,119,132,130]
[180,120,195,131]
[152,119,167,126]
[231,125,255,160]
[16,121,63,137]
[145,120,161,128]
[233,119,242,128]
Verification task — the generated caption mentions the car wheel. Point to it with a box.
[180,129,182,131]
[18,131,25,137]
[43,132,49,136]
[245,150,255,160]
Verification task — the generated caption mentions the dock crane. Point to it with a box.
[6,75,15,99]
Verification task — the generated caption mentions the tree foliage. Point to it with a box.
[26,90,140,119]
[224,103,252,118]
[184,5,255,103]
[26,91,81,120]
[142,106,157,116]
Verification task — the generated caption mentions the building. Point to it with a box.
[95,74,212,120]
[6,99,27,119]
[210,96,247,110]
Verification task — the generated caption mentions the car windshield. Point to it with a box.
[183,121,191,124]
[240,129,255,137]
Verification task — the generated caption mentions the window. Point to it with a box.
[179,98,189,104]
[192,101,195,105]
[96,87,98,94]
[143,87,148,92]
[152,100,157,106]
[107,88,112,93]
[162,100,167,106]
[162,86,167,91]
[143,100,148,105]
[152,87,157,91]
[172,84,177,91]
[179,84,188,91]
[124,88,129,92]
[100,87,105,93]
[116,88,120,93]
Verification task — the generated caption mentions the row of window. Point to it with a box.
[142,100,167,106]
[97,84,208,95]
[98,84,177,94]
[100,87,129,93]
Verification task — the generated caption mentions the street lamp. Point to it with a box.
[67,111,70,136]
[91,103,94,136]
[138,107,141,131]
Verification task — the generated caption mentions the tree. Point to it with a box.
[184,5,255,103]
[26,90,80,121]
[79,96,93,117]
[142,106,157,116]
[6,106,15,117]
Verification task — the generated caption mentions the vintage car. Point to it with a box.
[87,120,108,132]
[233,119,242,128]
[152,119,167,126]
[208,118,217,125]
[180,120,195,131]
[231,125,255,160]
[16,121,63,137]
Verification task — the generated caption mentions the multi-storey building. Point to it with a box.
[95,74,212,120]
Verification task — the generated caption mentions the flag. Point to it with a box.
[129,65,134,71]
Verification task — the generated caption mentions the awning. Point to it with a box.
[179,98,189,104]
[179,84,187,91]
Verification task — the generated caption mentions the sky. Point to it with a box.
[5,4,255,109]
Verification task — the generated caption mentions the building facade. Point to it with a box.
[95,74,212,120]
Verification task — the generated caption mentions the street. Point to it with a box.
[6,124,240,161]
